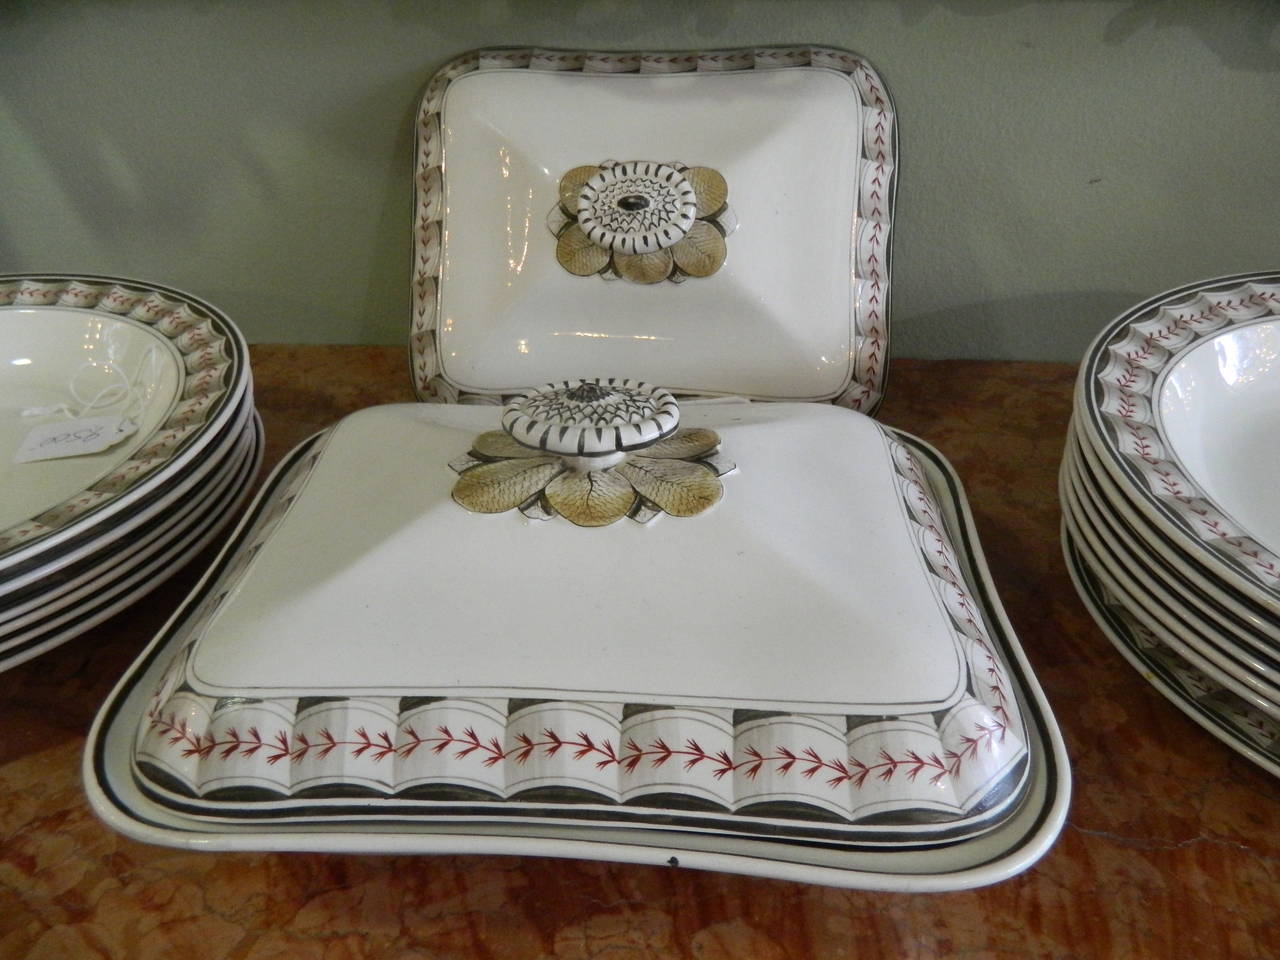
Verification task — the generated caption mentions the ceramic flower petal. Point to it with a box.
[614,248,673,285]
[558,165,599,213]
[617,456,722,517]
[556,224,612,276]
[471,430,546,459]
[544,469,637,527]
[642,427,720,460]
[670,221,726,279]
[545,204,572,237]
[686,166,728,218]
[452,457,562,514]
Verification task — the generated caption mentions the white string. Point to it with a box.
[21,346,161,427]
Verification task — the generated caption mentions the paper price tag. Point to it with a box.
[14,415,138,464]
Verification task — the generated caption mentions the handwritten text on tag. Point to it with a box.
[14,415,139,463]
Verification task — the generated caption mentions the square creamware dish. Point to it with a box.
[410,46,895,412]
[86,393,1068,890]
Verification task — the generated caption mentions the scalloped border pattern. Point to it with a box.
[0,277,238,555]
[1086,275,1280,598]
[410,46,896,413]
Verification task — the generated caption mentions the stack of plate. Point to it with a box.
[0,274,261,672]
[1061,271,1280,776]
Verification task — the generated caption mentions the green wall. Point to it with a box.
[2,1,1277,361]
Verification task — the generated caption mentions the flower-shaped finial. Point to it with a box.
[548,161,734,284]
[502,378,678,462]
[450,379,735,526]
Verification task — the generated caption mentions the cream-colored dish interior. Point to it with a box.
[437,68,861,400]
[1157,318,1280,554]
[0,308,182,530]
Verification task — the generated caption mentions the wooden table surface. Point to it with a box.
[2,346,1277,959]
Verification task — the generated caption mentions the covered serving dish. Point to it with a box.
[86,46,1067,890]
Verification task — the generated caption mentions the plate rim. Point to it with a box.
[0,412,263,673]
[1061,527,1280,779]
[1060,446,1280,714]
[1075,271,1280,613]
[0,389,256,599]
[0,411,258,635]
[1069,425,1280,642]
[1065,431,1280,666]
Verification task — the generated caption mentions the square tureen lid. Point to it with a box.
[411,47,896,412]
[189,395,959,714]
[102,382,1056,870]
[194,394,962,716]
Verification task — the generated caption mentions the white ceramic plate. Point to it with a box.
[0,275,249,572]
[411,47,896,413]
[85,423,1068,890]
[1061,445,1280,713]
[0,413,262,673]
[0,412,259,652]
[1072,422,1280,648]
[1155,318,1280,555]
[1065,433,1279,671]
[0,391,256,600]
[0,409,260,636]
[1061,494,1280,718]
[1075,272,1280,616]
[1063,529,1280,778]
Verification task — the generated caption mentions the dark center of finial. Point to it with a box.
[564,382,612,404]
[617,194,651,212]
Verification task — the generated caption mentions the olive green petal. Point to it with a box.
[670,221,726,278]
[558,165,599,212]
[544,469,637,527]
[615,248,673,285]
[452,457,561,514]
[642,427,721,460]
[557,224,612,276]
[471,431,545,459]
[617,457,722,517]
[687,166,728,218]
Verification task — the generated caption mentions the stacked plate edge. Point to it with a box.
[0,274,262,671]
[1061,271,1280,776]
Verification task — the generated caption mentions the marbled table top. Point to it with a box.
[2,347,1276,959]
